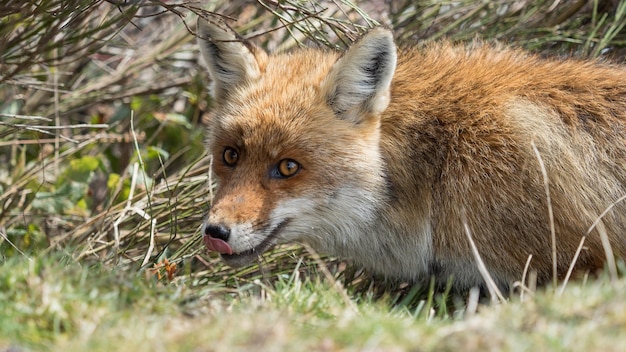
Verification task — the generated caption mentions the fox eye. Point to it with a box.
[222,147,238,166]
[275,159,300,178]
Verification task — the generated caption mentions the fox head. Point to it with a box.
[197,18,397,267]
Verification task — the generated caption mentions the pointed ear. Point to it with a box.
[321,28,397,123]
[197,17,267,101]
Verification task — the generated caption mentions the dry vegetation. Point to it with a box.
[1,0,626,350]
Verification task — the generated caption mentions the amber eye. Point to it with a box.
[222,147,238,166]
[277,159,300,178]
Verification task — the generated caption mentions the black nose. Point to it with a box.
[204,223,231,242]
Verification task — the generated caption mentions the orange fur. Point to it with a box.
[198,18,626,290]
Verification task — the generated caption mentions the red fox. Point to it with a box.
[197,17,626,291]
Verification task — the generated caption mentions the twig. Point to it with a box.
[54,63,60,177]
[0,132,143,147]
[0,122,109,130]
[0,113,51,121]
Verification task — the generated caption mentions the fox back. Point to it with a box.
[197,18,626,290]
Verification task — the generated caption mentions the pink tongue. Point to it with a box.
[203,236,233,255]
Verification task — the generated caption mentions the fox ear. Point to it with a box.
[197,18,267,101]
[322,28,397,123]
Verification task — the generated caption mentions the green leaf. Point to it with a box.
[31,182,87,214]
[107,173,121,191]
[146,146,170,161]
[163,113,192,129]
[65,156,100,183]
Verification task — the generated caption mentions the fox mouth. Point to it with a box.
[219,220,290,268]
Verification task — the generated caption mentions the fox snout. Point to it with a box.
[202,222,233,255]
[202,219,255,267]
[201,202,293,267]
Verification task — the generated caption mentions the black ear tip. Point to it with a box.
[197,16,215,34]
[196,17,216,43]
[370,30,395,49]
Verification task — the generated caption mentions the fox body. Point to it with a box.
[197,18,626,290]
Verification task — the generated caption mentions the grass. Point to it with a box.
[1,252,625,351]
[2,0,626,350]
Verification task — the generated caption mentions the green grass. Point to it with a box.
[1,252,625,351]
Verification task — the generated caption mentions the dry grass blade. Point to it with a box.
[463,222,506,303]
[559,193,626,294]
[514,254,535,301]
[595,220,617,282]
[531,141,557,288]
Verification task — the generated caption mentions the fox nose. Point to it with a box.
[204,223,231,242]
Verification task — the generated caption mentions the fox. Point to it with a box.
[196,17,626,291]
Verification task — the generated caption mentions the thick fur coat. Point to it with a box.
[197,18,626,290]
